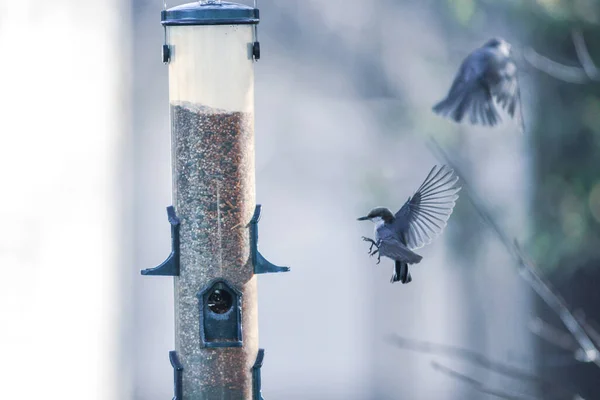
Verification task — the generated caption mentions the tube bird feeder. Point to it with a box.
[141,1,289,399]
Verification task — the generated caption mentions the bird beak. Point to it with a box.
[357,216,369,221]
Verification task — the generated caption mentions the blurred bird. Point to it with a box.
[357,165,461,284]
[432,37,525,133]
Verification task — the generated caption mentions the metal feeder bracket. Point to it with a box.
[163,43,171,64]
[162,25,171,63]
[250,204,290,274]
[141,206,180,276]
[162,1,171,64]
[169,350,183,400]
[252,348,265,400]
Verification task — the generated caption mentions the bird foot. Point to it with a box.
[362,236,378,253]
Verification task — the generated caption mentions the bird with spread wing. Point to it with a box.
[432,38,525,133]
[358,165,461,284]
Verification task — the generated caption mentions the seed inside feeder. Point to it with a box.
[171,101,255,329]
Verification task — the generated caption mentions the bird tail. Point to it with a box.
[432,96,458,118]
[394,245,423,265]
[432,91,468,122]
[391,261,412,284]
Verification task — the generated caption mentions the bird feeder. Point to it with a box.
[141,1,289,399]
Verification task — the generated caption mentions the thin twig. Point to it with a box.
[431,361,543,400]
[427,138,600,368]
[574,311,600,349]
[539,354,583,368]
[388,334,581,399]
[529,317,579,352]
[571,29,599,81]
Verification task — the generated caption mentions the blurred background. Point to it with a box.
[1,0,599,399]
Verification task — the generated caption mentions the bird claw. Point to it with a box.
[362,236,378,253]
[369,248,381,264]
[362,237,381,264]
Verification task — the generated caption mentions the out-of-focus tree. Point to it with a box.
[438,0,600,397]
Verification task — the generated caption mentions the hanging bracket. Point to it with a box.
[141,206,181,276]
[163,43,171,64]
[252,0,260,61]
[250,205,289,274]
[162,1,171,63]
[162,25,171,64]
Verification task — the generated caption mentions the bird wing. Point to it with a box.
[378,236,423,264]
[392,165,461,250]
[433,52,501,126]
[492,59,525,132]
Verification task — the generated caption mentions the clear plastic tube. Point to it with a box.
[168,24,254,113]
[167,22,258,399]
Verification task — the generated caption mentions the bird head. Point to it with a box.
[357,207,395,224]
[484,37,511,55]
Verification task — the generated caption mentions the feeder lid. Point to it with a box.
[161,1,259,26]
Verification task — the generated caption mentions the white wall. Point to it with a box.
[0,1,131,398]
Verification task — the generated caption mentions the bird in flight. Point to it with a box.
[358,165,461,284]
[432,37,525,133]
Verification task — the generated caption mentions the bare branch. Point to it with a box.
[523,29,599,84]
[530,317,591,369]
[388,334,582,399]
[573,310,600,349]
[539,354,583,368]
[513,241,600,366]
[524,47,590,84]
[431,361,543,400]
[529,317,579,352]
[427,138,600,368]
[571,29,599,80]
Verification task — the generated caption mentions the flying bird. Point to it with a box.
[357,165,461,284]
[432,37,525,133]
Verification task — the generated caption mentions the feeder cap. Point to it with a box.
[161,1,259,26]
